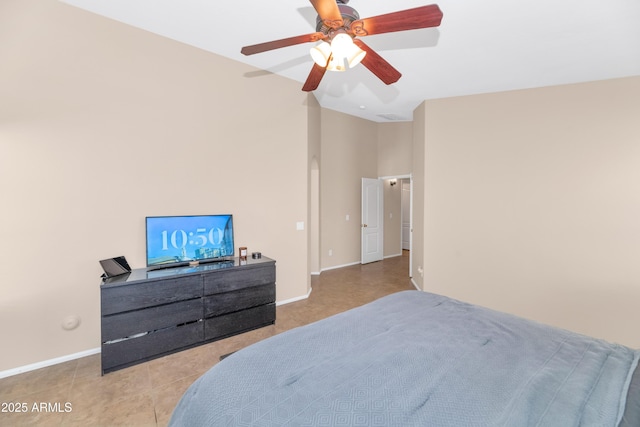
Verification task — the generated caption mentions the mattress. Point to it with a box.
[170,290,640,426]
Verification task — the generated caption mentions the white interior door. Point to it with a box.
[361,178,384,264]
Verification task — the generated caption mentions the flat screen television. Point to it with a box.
[145,214,234,268]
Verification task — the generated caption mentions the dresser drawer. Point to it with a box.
[203,265,275,295]
[204,303,275,341]
[203,284,275,318]
[102,275,202,315]
[102,298,202,342]
[101,321,203,373]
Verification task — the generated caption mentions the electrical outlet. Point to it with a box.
[329,249,333,256]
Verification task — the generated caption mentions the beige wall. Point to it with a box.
[319,109,378,270]
[307,96,322,276]
[419,77,640,347]
[0,0,309,371]
[411,102,427,289]
[377,122,413,177]
[378,122,413,258]
[317,119,413,265]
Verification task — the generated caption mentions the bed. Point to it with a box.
[170,290,640,426]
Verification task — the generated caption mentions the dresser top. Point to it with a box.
[101,256,275,287]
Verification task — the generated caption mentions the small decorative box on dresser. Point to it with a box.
[100,257,276,374]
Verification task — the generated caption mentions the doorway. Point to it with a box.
[363,175,413,276]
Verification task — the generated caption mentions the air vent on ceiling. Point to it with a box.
[376,113,407,121]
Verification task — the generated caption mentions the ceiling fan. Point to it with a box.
[240,0,443,91]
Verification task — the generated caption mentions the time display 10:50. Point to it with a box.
[160,227,225,250]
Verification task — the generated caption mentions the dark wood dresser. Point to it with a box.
[100,257,275,374]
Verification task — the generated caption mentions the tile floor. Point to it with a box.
[0,252,414,426]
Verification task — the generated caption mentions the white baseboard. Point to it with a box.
[276,288,312,306]
[0,347,101,379]
[322,254,403,271]
[320,261,360,272]
[411,278,421,290]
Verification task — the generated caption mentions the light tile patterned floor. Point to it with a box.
[0,252,413,426]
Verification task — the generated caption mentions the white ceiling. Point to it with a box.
[61,0,640,122]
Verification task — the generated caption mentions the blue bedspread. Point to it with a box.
[170,291,639,426]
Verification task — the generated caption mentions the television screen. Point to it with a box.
[146,215,234,268]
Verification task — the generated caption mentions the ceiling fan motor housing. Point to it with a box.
[315,2,360,35]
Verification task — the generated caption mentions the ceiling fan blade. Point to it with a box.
[350,4,443,37]
[241,32,325,56]
[353,39,401,85]
[302,63,327,92]
[309,0,343,28]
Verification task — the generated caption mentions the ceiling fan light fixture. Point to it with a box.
[310,33,365,71]
[310,41,332,67]
[331,33,365,68]
[329,33,354,59]
[343,43,366,68]
[326,55,346,72]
